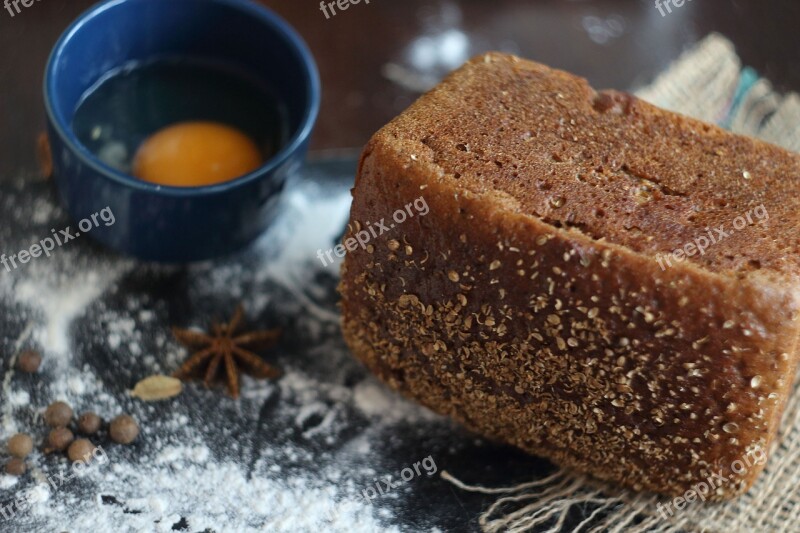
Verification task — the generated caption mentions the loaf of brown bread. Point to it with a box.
[339,52,800,499]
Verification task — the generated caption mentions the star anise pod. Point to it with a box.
[172,306,281,398]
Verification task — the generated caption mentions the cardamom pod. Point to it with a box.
[131,375,183,401]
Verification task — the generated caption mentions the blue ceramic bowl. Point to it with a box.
[44,0,320,262]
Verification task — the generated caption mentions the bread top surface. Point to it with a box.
[377,52,800,281]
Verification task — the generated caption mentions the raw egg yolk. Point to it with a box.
[132,121,263,187]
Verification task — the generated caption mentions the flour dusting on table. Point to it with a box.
[0,174,450,532]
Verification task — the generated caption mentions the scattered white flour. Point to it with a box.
[15,267,128,357]
[353,379,439,424]
[14,458,399,533]
[257,180,352,323]
[0,176,446,532]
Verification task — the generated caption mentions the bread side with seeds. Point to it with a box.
[339,53,800,499]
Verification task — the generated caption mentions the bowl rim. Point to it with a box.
[43,0,321,197]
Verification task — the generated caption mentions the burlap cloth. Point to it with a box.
[442,34,800,533]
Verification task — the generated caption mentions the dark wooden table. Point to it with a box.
[1,0,798,178]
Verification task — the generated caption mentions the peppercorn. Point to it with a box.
[67,439,95,463]
[109,414,139,445]
[5,458,26,476]
[17,350,42,373]
[47,427,74,451]
[44,401,73,428]
[7,433,33,458]
[77,412,102,435]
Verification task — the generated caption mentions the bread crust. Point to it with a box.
[339,54,800,499]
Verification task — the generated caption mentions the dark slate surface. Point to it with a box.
[0,158,560,533]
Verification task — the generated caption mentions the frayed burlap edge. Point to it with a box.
[443,34,800,533]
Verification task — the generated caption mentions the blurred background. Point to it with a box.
[1,0,798,176]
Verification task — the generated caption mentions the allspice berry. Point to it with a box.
[44,401,73,428]
[67,439,95,463]
[47,427,74,451]
[109,414,139,444]
[7,433,33,458]
[17,350,42,373]
[5,458,26,476]
[77,412,102,435]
